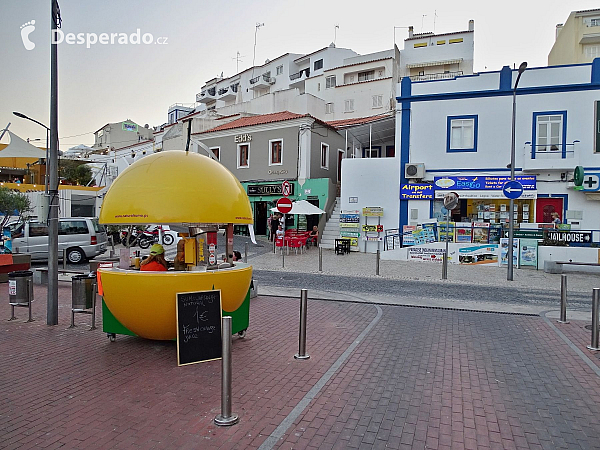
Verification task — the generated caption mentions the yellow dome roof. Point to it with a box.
[99,151,253,225]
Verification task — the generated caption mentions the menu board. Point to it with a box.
[176,290,222,366]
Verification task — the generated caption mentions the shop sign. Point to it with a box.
[340,231,360,238]
[340,222,360,228]
[122,122,138,132]
[544,230,592,245]
[247,183,294,196]
[362,225,383,232]
[234,133,252,143]
[434,176,536,191]
[340,212,360,223]
[434,190,536,200]
[400,184,434,200]
[340,236,358,247]
[502,229,544,240]
[408,247,446,263]
[363,236,382,241]
[268,169,289,175]
[362,207,384,217]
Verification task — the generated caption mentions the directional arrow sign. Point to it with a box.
[502,180,524,199]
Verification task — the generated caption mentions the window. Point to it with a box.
[29,223,48,237]
[325,103,334,114]
[237,143,249,168]
[446,115,478,152]
[414,42,427,48]
[449,38,463,44]
[585,45,600,59]
[372,95,383,108]
[358,70,374,82]
[276,65,283,75]
[344,99,354,112]
[209,146,220,161]
[321,143,329,169]
[326,75,336,89]
[364,147,380,158]
[269,139,283,165]
[314,59,323,70]
[590,18,600,26]
[533,112,566,155]
[59,221,89,235]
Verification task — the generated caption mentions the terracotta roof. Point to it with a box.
[195,111,335,134]
[326,112,393,128]
[405,29,473,41]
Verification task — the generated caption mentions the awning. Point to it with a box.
[0,132,46,158]
[406,59,463,69]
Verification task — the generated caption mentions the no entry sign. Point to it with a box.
[277,197,293,214]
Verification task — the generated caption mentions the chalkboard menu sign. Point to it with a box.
[176,290,222,366]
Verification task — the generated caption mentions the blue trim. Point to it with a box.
[592,58,600,84]
[399,77,412,231]
[531,111,567,159]
[446,115,478,153]
[499,66,512,91]
[396,83,600,103]
[426,167,521,173]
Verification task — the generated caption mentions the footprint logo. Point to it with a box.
[20,20,36,51]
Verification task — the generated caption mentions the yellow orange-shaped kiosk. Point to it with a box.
[98,151,253,341]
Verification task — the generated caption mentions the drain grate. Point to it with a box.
[584,324,598,331]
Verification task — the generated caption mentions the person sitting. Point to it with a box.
[140,244,168,271]
[173,239,186,270]
[308,226,318,246]
[276,225,285,239]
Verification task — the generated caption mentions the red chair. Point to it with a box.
[289,237,304,254]
[275,237,285,254]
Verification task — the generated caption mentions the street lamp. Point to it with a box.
[13,111,50,192]
[507,61,527,281]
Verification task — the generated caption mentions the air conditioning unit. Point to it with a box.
[268,77,276,85]
[405,163,425,179]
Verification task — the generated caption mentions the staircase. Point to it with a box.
[320,197,340,249]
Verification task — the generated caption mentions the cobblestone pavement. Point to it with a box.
[2,283,600,449]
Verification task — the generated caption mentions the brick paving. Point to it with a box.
[2,284,600,449]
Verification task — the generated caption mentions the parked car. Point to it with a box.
[9,218,108,263]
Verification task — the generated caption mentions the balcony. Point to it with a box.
[521,141,580,172]
[196,87,216,103]
[218,84,238,101]
[409,71,463,81]
[249,73,273,90]
[289,68,310,88]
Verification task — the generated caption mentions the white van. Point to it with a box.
[10,218,108,263]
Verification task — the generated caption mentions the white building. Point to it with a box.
[342,59,600,252]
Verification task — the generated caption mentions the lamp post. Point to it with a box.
[507,61,527,281]
[13,112,50,192]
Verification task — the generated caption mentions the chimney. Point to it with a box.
[468,20,474,31]
[408,26,414,38]
[556,23,563,40]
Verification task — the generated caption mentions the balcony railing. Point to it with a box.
[207,87,216,96]
[218,88,229,95]
[249,76,260,85]
[290,68,310,81]
[409,71,463,81]
[521,141,580,171]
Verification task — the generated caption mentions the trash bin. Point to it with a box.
[72,274,96,310]
[8,270,33,305]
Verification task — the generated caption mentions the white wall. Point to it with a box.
[341,157,400,253]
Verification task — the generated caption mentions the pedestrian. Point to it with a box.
[267,214,273,241]
[551,212,561,226]
[270,213,280,242]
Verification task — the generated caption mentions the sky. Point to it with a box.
[0,0,597,150]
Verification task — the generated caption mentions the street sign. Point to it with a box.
[443,192,459,210]
[276,197,293,214]
[502,180,524,199]
[282,180,291,197]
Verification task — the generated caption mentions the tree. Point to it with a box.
[0,187,31,229]
[59,160,93,186]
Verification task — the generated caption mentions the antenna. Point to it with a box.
[433,10,438,33]
[334,24,339,45]
[421,14,427,33]
[232,51,245,73]
[252,23,265,79]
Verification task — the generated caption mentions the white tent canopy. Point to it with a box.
[271,199,325,215]
[0,131,46,158]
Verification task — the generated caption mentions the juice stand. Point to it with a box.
[97,150,253,341]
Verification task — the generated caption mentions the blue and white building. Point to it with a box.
[342,60,600,252]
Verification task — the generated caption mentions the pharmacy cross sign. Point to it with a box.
[584,176,598,189]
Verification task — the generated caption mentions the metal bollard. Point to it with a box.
[319,247,323,272]
[295,289,310,360]
[27,279,33,322]
[273,238,276,254]
[587,289,600,351]
[441,252,448,280]
[557,274,569,324]
[376,249,380,276]
[244,242,248,263]
[214,316,239,426]
[63,248,67,269]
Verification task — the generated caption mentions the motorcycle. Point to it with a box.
[120,225,174,249]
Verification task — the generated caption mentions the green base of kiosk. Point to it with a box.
[102,287,251,340]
